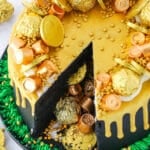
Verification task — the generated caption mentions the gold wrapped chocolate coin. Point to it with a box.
[68,64,87,85]
[112,68,140,96]
[0,0,14,23]
[40,15,64,47]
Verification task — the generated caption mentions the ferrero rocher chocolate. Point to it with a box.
[0,0,14,23]
[67,0,96,12]
[15,13,42,38]
[112,68,140,96]
[55,97,80,124]
[62,125,96,150]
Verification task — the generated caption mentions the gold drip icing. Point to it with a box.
[105,120,112,137]
[143,102,149,130]
[130,111,136,133]
[8,48,38,116]
[97,81,150,138]
[21,96,26,108]
[15,87,20,106]
[117,118,123,139]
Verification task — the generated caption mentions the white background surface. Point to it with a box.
[0,0,23,149]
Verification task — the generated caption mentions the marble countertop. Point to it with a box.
[0,0,23,149]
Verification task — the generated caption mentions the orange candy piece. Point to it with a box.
[37,60,58,77]
[146,62,150,70]
[101,94,122,111]
[49,4,65,19]
[10,37,26,49]
[141,43,150,57]
[113,0,130,13]
[96,73,111,89]
[14,47,34,65]
[23,76,42,93]
[131,32,145,45]
[34,0,50,7]
[129,45,143,58]
[32,40,49,54]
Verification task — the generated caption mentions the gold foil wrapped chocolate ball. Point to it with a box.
[67,0,96,12]
[112,68,140,96]
[0,0,14,23]
[15,13,42,38]
[55,97,81,124]
[62,125,97,150]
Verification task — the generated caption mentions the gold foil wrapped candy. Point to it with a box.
[139,1,150,26]
[15,13,42,38]
[52,0,72,12]
[67,0,96,12]
[0,0,14,23]
[55,97,80,124]
[112,68,140,96]
[62,125,97,150]
[68,64,87,85]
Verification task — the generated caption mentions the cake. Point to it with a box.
[0,0,149,149]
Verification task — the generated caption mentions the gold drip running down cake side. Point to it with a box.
[7,0,150,149]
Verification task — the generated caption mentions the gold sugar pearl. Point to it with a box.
[110,23,115,28]
[106,34,110,39]
[103,28,107,32]
[71,36,76,40]
[100,47,104,51]
[89,32,94,37]
[98,36,102,40]
[77,23,81,28]
[73,18,78,23]
[117,28,121,33]
[110,38,115,42]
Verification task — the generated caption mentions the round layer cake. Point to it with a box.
[1,0,150,149]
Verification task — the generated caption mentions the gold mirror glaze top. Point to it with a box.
[8,0,150,140]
